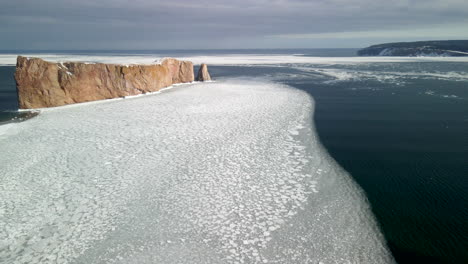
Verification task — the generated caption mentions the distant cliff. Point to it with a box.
[15,56,210,109]
[357,40,468,57]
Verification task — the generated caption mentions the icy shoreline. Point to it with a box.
[0,80,394,263]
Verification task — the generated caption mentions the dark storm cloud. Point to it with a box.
[1,0,467,49]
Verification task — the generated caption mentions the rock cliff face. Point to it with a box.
[196,64,211,82]
[15,56,201,109]
[161,58,194,84]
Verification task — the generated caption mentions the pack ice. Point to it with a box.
[0,80,394,264]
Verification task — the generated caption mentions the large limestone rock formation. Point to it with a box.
[196,63,211,82]
[161,58,194,84]
[15,56,197,109]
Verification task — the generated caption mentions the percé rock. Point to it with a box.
[161,58,194,84]
[196,63,211,82]
[15,56,200,109]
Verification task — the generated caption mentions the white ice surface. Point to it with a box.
[180,54,468,65]
[2,53,468,66]
[292,67,468,84]
[0,81,394,264]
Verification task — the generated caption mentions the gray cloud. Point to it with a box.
[0,0,467,49]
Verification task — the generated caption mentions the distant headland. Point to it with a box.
[357,40,468,57]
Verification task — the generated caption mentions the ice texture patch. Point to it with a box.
[3,53,468,66]
[290,66,468,86]
[0,81,394,264]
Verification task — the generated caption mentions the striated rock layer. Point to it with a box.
[15,56,199,109]
[161,58,195,84]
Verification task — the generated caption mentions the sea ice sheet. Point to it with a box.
[0,80,394,263]
[2,53,468,66]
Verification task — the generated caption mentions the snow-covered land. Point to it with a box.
[357,40,468,57]
[0,81,394,263]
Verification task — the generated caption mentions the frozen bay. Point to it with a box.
[0,80,394,263]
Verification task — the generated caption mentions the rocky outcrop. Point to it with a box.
[161,58,194,84]
[15,56,201,109]
[196,64,211,82]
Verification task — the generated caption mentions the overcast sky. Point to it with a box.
[1,0,467,50]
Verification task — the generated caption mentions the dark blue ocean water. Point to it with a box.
[1,49,467,263]
[206,60,468,264]
[0,67,17,122]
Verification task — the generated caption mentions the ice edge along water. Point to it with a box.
[3,53,468,66]
[0,80,395,264]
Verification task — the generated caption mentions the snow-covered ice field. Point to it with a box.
[2,53,468,66]
[0,80,394,263]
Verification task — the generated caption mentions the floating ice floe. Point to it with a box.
[0,80,394,264]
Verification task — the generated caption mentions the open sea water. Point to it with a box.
[0,49,467,263]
